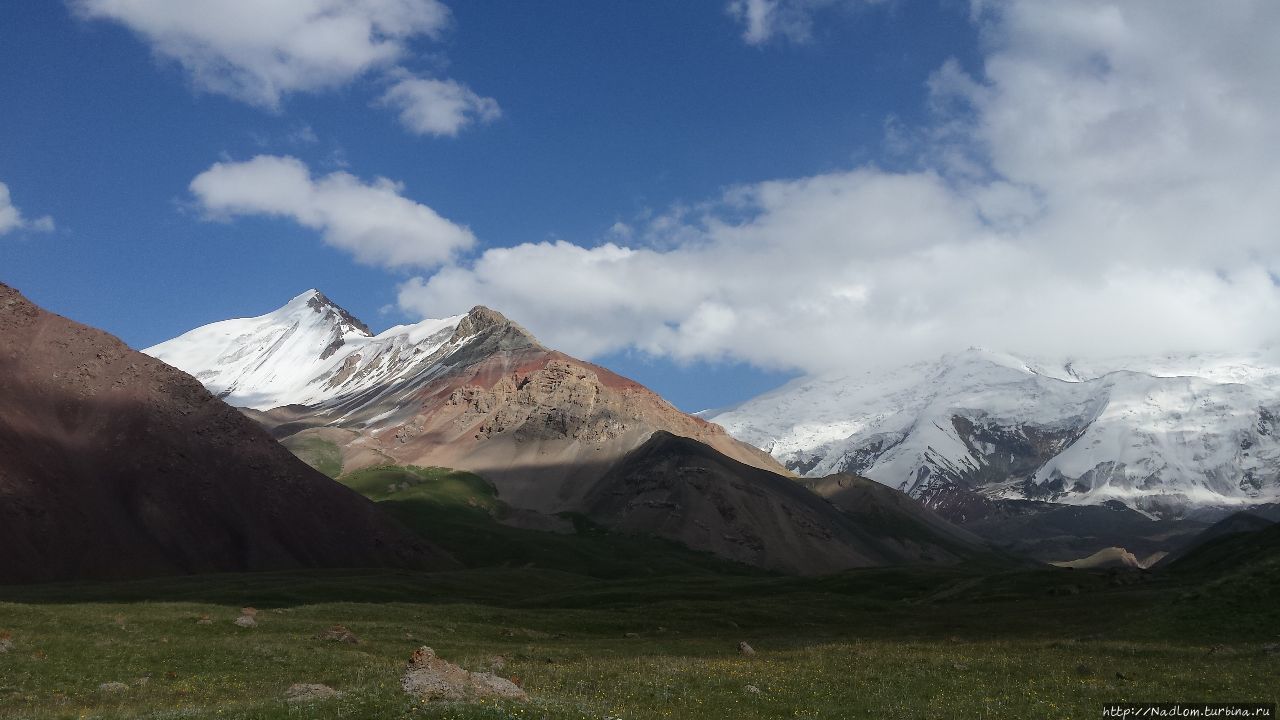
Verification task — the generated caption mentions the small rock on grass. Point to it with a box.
[286,683,341,704]
[745,685,762,694]
[98,682,129,694]
[233,615,257,628]
[401,646,528,702]
[738,641,756,656]
[316,625,361,644]
[0,632,13,654]
[195,614,212,625]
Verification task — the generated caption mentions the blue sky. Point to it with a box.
[3,1,1279,411]
[0,0,976,410]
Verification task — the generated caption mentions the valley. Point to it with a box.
[2,285,1278,719]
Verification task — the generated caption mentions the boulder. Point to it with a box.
[316,626,361,644]
[400,647,528,702]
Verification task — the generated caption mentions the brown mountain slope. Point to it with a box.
[582,432,999,575]
[261,307,788,513]
[0,283,455,583]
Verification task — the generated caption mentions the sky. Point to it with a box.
[2,1,1279,412]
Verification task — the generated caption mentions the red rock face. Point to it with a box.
[266,308,789,514]
[0,283,455,583]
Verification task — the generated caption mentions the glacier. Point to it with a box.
[708,348,1280,517]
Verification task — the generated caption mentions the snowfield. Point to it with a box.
[145,290,463,410]
[709,348,1280,516]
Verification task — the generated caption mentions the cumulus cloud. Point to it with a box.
[401,0,1280,372]
[72,0,451,108]
[71,0,498,138]
[726,0,885,45]
[190,155,474,268]
[379,74,501,137]
[0,181,55,236]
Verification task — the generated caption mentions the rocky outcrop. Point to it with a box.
[400,647,528,702]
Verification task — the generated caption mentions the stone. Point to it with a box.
[195,614,212,625]
[745,684,762,694]
[286,683,340,704]
[738,641,756,656]
[233,615,257,628]
[98,682,129,694]
[316,625,361,644]
[400,646,529,702]
[0,633,13,654]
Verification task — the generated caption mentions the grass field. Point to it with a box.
[1,561,1277,720]
[1,465,1276,719]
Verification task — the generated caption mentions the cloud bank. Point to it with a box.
[0,181,54,236]
[190,155,474,268]
[400,0,1280,373]
[72,0,497,136]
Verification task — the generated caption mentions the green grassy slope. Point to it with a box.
[279,435,344,478]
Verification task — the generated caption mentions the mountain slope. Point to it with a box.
[709,348,1280,518]
[0,282,455,583]
[583,432,999,574]
[148,293,788,515]
[1157,511,1276,568]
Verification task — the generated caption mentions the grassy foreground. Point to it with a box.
[2,465,1276,718]
[1,562,1277,720]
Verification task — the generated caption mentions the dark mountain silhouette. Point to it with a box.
[583,431,1000,575]
[0,282,455,583]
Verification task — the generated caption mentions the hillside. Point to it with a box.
[0,283,454,583]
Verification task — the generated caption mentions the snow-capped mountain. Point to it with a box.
[144,290,787,513]
[145,290,464,410]
[708,348,1280,518]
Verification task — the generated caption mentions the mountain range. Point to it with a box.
[707,348,1280,521]
[142,289,999,574]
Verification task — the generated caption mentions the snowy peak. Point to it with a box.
[709,349,1280,517]
[144,290,465,411]
[299,289,374,339]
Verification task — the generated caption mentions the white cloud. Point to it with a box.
[401,0,1280,373]
[189,155,474,268]
[72,0,452,109]
[379,74,500,137]
[726,0,885,45]
[0,181,55,236]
